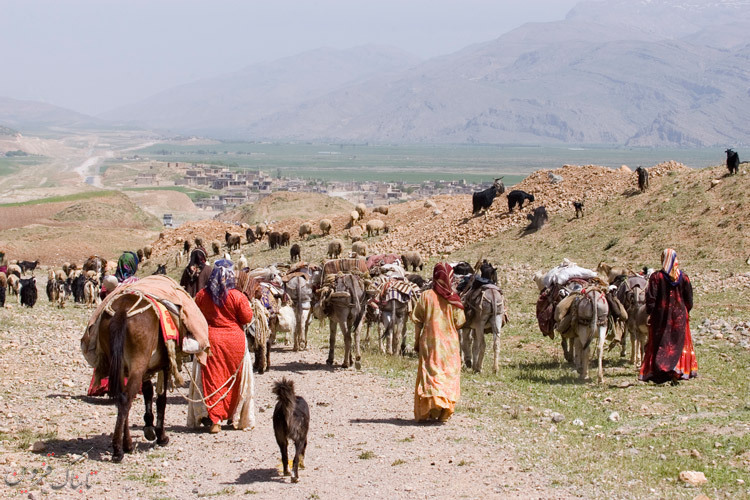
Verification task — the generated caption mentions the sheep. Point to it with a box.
[183,240,191,254]
[401,251,423,272]
[137,248,144,262]
[472,178,505,215]
[319,219,332,236]
[281,232,291,246]
[348,210,360,229]
[268,231,282,250]
[290,243,301,262]
[635,166,649,191]
[726,149,740,175]
[143,245,152,260]
[55,279,68,308]
[238,254,248,270]
[7,264,21,278]
[424,199,436,208]
[352,241,367,257]
[507,190,535,212]
[62,262,71,275]
[225,231,242,252]
[246,227,256,244]
[211,240,221,256]
[194,238,203,250]
[55,270,67,282]
[355,203,366,219]
[348,225,364,240]
[373,205,389,215]
[256,223,268,240]
[7,274,20,300]
[366,219,387,237]
[406,273,426,288]
[298,222,313,239]
[327,239,343,259]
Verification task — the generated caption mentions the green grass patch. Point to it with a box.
[122,186,213,201]
[126,470,165,486]
[0,190,114,207]
[358,450,376,460]
[391,459,407,466]
[197,487,236,498]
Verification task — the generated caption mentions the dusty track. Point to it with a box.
[0,302,570,499]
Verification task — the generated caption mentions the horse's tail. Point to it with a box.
[108,306,128,400]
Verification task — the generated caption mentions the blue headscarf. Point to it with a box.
[207,259,236,307]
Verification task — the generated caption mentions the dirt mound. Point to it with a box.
[218,191,354,225]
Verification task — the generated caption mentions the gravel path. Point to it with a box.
[0,303,569,499]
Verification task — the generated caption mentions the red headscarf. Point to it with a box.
[432,262,464,309]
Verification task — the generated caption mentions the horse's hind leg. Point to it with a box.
[142,380,157,442]
[326,319,337,365]
[342,320,352,368]
[460,328,472,369]
[473,328,486,373]
[156,368,169,446]
[292,437,307,483]
[112,393,128,462]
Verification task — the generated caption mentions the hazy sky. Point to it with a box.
[0,0,580,115]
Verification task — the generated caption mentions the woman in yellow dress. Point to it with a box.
[412,262,466,422]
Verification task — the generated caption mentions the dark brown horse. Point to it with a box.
[96,294,183,462]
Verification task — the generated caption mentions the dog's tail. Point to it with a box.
[273,378,296,424]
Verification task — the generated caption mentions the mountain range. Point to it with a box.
[4,0,750,146]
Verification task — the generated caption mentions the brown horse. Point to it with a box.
[96,294,183,462]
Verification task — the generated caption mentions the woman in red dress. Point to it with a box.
[639,249,698,384]
[195,259,253,432]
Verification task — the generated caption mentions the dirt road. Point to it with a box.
[0,302,569,499]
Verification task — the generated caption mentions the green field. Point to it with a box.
[0,156,44,177]
[135,142,722,183]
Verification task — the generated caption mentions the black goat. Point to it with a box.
[726,149,740,175]
[573,201,584,219]
[479,260,498,284]
[452,262,474,276]
[281,232,291,246]
[153,264,167,275]
[406,273,426,288]
[290,244,301,262]
[268,231,282,250]
[472,178,505,215]
[72,274,86,303]
[272,378,309,483]
[526,206,549,231]
[18,259,40,275]
[635,166,649,192]
[507,190,535,212]
[20,277,37,307]
[246,227,256,244]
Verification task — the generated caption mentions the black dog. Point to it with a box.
[573,201,584,218]
[507,190,535,212]
[273,378,309,483]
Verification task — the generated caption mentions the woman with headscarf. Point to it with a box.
[639,249,698,384]
[194,259,254,432]
[411,262,466,422]
[180,247,212,297]
[115,251,139,281]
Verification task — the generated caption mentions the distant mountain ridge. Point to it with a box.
[0,97,100,130]
[11,0,750,146]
